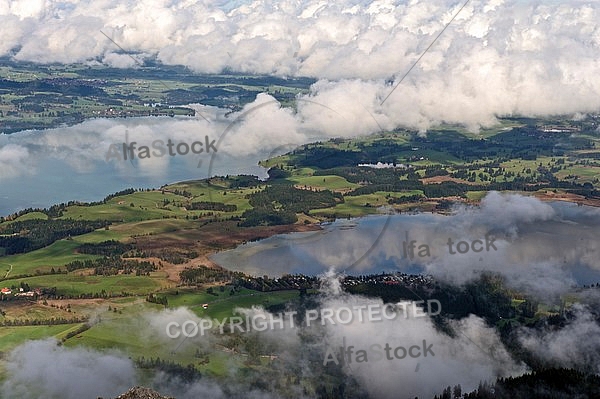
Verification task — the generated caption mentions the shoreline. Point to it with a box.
[198,194,599,281]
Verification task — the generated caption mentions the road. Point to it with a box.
[3,263,12,279]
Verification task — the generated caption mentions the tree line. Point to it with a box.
[240,183,341,227]
[65,256,156,276]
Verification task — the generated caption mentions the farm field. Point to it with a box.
[1,273,165,296]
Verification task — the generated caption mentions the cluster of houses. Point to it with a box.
[358,162,410,169]
[342,272,434,288]
[0,287,41,298]
[538,124,581,133]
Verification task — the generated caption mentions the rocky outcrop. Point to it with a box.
[106,386,175,399]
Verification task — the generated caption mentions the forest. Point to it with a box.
[0,219,110,255]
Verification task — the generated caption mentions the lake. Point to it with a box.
[211,200,600,295]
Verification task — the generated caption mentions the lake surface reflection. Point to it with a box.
[211,200,600,294]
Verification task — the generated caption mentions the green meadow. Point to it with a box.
[1,274,163,296]
[310,191,424,218]
[0,240,98,277]
[55,288,305,377]
[288,175,359,191]
[0,324,82,353]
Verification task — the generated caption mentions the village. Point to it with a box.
[0,285,42,299]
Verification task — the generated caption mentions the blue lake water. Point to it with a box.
[0,116,273,216]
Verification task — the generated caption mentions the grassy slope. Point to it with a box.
[59,288,304,377]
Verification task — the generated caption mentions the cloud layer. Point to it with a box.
[1,0,600,130]
[1,339,138,399]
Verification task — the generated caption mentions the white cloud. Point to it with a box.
[518,304,600,373]
[1,339,137,399]
[0,0,598,130]
[0,142,32,178]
